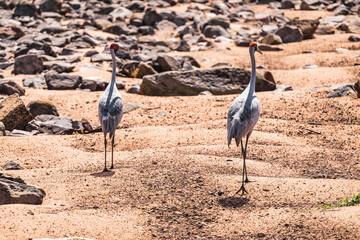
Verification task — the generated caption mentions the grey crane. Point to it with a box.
[98,43,124,172]
[227,42,262,194]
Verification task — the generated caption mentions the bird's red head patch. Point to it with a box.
[110,43,119,51]
[249,42,257,47]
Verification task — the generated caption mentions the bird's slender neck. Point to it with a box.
[106,49,117,97]
[248,47,256,95]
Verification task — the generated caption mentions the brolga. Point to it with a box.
[98,43,124,172]
[227,42,262,194]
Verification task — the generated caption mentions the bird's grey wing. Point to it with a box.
[108,95,123,126]
[227,97,246,146]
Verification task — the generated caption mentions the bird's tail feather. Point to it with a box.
[102,115,116,139]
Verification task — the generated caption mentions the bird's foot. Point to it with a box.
[103,168,109,172]
[110,165,114,169]
[245,178,255,183]
[235,184,248,195]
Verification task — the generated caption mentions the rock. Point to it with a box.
[156,20,177,31]
[109,7,133,21]
[143,8,162,26]
[327,84,355,98]
[0,94,33,131]
[36,0,62,12]
[14,3,37,17]
[281,0,295,9]
[261,25,279,35]
[0,121,5,136]
[0,26,25,40]
[0,80,25,96]
[10,129,37,136]
[275,25,303,43]
[354,80,360,98]
[138,26,155,36]
[104,23,136,35]
[157,55,181,72]
[127,83,141,94]
[13,55,43,75]
[79,64,101,72]
[0,178,45,205]
[199,90,213,96]
[203,25,230,38]
[259,34,283,45]
[0,172,25,184]
[235,36,252,47]
[91,53,112,62]
[123,103,143,114]
[300,0,323,11]
[140,67,276,96]
[22,77,46,89]
[348,35,360,42]
[2,161,23,170]
[27,101,59,117]
[45,61,76,73]
[264,71,276,86]
[59,48,79,56]
[291,19,320,39]
[258,45,283,51]
[304,64,319,69]
[26,115,82,135]
[80,79,97,91]
[137,62,158,78]
[333,5,351,16]
[84,50,99,57]
[275,85,293,91]
[200,16,230,32]
[44,71,82,90]
[255,13,271,24]
[32,238,94,240]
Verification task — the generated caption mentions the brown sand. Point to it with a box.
[1,5,360,240]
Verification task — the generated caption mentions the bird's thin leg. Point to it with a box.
[235,140,248,195]
[244,134,250,183]
[110,132,115,169]
[103,137,108,172]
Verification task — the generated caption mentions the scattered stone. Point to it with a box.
[348,35,360,42]
[91,53,113,62]
[157,55,181,72]
[14,3,37,17]
[258,45,283,51]
[300,0,323,11]
[143,8,162,26]
[0,177,45,205]
[26,115,87,135]
[0,80,25,96]
[281,0,295,9]
[335,48,348,53]
[10,129,37,136]
[127,83,141,94]
[22,77,46,89]
[259,34,283,45]
[203,25,230,38]
[140,67,276,96]
[27,101,59,117]
[2,161,23,170]
[292,19,320,39]
[304,64,319,69]
[354,80,360,98]
[199,90,213,96]
[327,83,355,98]
[79,64,101,72]
[80,79,97,91]
[149,111,166,118]
[275,25,303,43]
[0,172,25,183]
[0,26,25,40]
[0,94,33,131]
[123,103,143,114]
[275,85,293,91]
[0,121,5,136]
[45,61,76,73]
[84,50,99,57]
[13,55,43,75]
[45,71,82,90]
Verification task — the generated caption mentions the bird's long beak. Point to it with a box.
[256,48,263,54]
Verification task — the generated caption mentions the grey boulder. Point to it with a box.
[140,67,276,96]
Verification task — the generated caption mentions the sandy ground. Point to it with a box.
[1,4,360,240]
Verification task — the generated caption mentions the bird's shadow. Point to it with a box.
[90,171,115,178]
[218,196,250,208]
